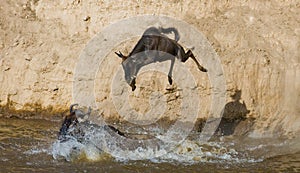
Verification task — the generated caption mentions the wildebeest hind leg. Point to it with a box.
[183,50,207,72]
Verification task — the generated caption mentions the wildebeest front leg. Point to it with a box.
[182,50,207,72]
[130,78,136,91]
[168,57,175,85]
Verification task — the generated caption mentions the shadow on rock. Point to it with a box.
[217,89,251,136]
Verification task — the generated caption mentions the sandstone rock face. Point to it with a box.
[0,0,299,136]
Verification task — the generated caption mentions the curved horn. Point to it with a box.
[115,51,123,58]
[70,103,78,113]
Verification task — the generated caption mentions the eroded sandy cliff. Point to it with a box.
[0,0,299,136]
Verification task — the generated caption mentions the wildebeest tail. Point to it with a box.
[158,27,180,42]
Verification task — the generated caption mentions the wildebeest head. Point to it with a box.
[115,51,138,91]
[58,104,91,141]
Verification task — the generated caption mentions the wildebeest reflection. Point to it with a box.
[115,26,207,91]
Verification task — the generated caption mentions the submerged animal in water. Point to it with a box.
[58,104,125,142]
[115,26,207,91]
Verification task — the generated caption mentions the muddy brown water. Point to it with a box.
[0,117,299,173]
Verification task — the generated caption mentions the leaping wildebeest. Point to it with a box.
[115,26,207,91]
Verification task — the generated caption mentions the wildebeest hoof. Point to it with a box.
[130,78,136,91]
[131,85,136,91]
[199,67,208,72]
[168,76,173,85]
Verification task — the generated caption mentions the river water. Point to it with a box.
[0,117,299,173]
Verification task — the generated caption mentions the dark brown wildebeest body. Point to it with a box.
[58,104,80,139]
[115,27,207,91]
